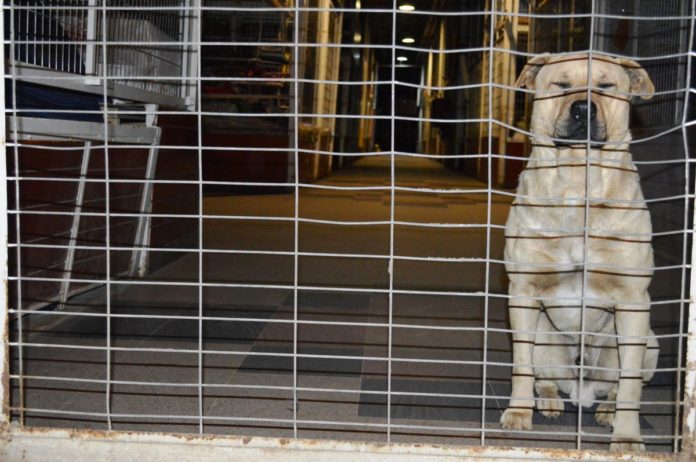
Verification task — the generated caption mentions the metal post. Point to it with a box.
[129,106,162,277]
[182,0,199,111]
[180,0,192,103]
[58,141,93,309]
[84,0,99,84]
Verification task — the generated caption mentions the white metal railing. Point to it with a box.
[7,0,196,108]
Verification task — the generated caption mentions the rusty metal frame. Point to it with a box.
[683,218,696,459]
[1,2,695,462]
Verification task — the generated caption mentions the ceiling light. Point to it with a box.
[353,32,362,43]
[355,0,361,9]
[398,3,415,12]
[401,37,415,44]
[397,56,408,62]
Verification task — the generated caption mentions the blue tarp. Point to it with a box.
[6,81,106,123]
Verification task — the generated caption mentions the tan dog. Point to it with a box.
[500,53,657,451]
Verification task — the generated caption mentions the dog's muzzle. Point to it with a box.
[555,100,607,146]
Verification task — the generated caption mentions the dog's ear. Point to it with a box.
[515,54,550,90]
[617,58,655,100]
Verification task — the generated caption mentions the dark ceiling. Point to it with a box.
[345,0,482,66]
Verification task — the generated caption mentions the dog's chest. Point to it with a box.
[505,159,653,292]
[511,164,644,232]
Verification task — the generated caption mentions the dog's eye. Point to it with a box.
[597,83,615,89]
[551,82,571,89]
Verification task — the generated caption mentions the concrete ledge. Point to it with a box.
[1,424,678,462]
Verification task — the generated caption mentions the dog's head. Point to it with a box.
[515,53,654,146]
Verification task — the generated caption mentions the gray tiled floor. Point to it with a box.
[10,154,683,452]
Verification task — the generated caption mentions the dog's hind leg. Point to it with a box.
[535,380,564,418]
[501,282,541,431]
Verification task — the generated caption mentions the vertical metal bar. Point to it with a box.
[673,2,691,126]
[673,0,696,451]
[73,2,78,73]
[289,2,305,185]
[60,2,66,72]
[387,0,397,443]
[184,0,198,111]
[194,0,204,435]
[292,0,300,440]
[47,0,53,70]
[0,1,9,427]
[314,1,329,125]
[8,0,25,428]
[31,0,36,66]
[99,0,113,432]
[129,125,161,278]
[577,0,598,450]
[74,3,80,74]
[180,0,192,102]
[326,8,342,169]
[59,141,93,309]
[85,0,98,79]
[480,0,496,445]
[679,0,696,455]
[31,0,37,66]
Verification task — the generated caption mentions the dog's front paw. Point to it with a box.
[536,397,563,419]
[500,408,533,430]
[610,436,645,452]
[595,401,615,427]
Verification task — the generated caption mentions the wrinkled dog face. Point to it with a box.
[516,54,655,145]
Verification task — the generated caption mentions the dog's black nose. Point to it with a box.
[575,355,582,366]
[570,100,597,122]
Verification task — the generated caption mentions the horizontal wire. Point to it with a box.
[6,70,688,98]
[6,251,686,276]
[6,242,683,266]
[2,3,692,19]
[5,379,682,409]
[6,406,682,442]
[14,316,682,343]
[4,306,677,338]
[24,114,675,149]
[6,207,693,235]
[6,37,694,60]
[8,356,682,383]
[3,186,689,209]
[5,148,692,168]
[6,374,681,407]
[7,275,689,309]
[8,222,689,241]
[1,4,693,22]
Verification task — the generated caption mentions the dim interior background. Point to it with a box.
[4,0,695,455]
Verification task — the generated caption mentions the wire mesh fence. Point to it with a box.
[6,0,192,99]
[2,0,695,458]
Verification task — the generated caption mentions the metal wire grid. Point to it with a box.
[2,0,696,456]
[104,0,188,97]
[8,0,90,74]
[8,0,189,97]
